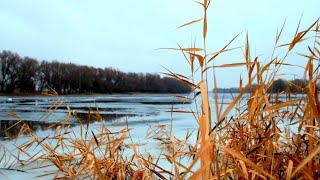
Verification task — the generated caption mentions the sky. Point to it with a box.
[0,0,319,87]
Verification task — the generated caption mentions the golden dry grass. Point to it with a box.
[1,0,320,179]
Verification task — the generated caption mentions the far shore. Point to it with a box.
[0,92,193,97]
[0,91,308,97]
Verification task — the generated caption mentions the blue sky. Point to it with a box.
[0,0,319,87]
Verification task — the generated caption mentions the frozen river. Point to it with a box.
[0,94,199,136]
[0,94,205,179]
[0,93,302,179]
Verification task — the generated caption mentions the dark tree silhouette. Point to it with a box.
[17,57,38,93]
[0,50,192,94]
[0,51,21,93]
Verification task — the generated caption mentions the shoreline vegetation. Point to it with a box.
[0,77,312,96]
[215,78,313,93]
[1,0,320,179]
[0,92,191,96]
[0,50,192,95]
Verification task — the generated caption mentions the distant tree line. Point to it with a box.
[268,79,308,93]
[0,50,192,94]
[215,79,310,94]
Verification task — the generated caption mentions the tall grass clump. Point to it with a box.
[158,0,320,179]
[1,0,320,179]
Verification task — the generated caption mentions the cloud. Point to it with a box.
[0,0,319,87]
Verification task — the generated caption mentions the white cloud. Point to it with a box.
[0,0,318,87]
